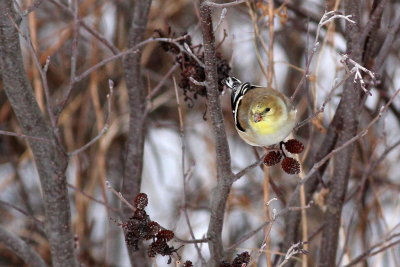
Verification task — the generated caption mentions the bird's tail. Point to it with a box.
[222,76,242,90]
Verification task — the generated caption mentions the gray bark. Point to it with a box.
[0,2,78,266]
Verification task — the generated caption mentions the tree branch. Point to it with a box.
[121,0,152,266]
[0,226,47,267]
[318,1,363,265]
[0,2,78,266]
[204,0,247,8]
[199,1,234,265]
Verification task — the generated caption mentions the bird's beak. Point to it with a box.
[253,113,262,123]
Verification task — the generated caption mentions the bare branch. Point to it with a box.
[341,54,376,95]
[67,183,120,214]
[214,8,227,32]
[233,155,265,181]
[21,0,44,16]
[0,200,44,228]
[291,10,356,101]
[199,1,234,265]
[278,241,309,267]
[0,130,53,144]
[120,2,152,265]
[68,80,114,156]
[204,0,247,8]
[73,36,193,85]
[0,226,47,267]
[173,77,207,265]
[227,203,312,251]
[0,2,78,266]
[47,0,119,55]
[343,233,400,267]
[189,76,206,86]
[105,180,135,212]
[299,88,399,188]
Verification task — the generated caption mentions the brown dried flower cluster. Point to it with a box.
[156,28,230,107]
[120,193,182,264]
[182,260,193,267]
[263,139,304,175]
[220,251,251,267]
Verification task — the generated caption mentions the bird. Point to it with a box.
[222,77,297,147]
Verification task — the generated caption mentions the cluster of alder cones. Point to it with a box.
[263,139,304,174]
[121,193,182,264]
[156,28,230,106]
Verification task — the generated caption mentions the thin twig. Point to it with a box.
[173,77,207,266]
[204,0,247,8]
[298,88,400,188]
[295,72,354,130]
[0,200,44,227]
[341,54,376,95]
[68,80,114,156]
[213,8,227,32]
[56,0,80,123]
[66,184,120,214]
[146,63,179,101]
[0,130,53,144]
[174,237,210,244]
[246,1,269,79]
[74,36,195,84]
[342,233,400,267]
[290,11,356,102]
[47,0,119,54]
[227,202,312,251]
[189,76,206,86]
[233,154,265,181]
[105,180,135,212]
[21,0,44,16]
[7,14,58,131]
[278,241,309,267]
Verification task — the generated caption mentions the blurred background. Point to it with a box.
[0,0,399,266]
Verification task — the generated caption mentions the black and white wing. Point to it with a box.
[231,81,252,132]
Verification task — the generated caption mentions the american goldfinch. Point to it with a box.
[223,77,297,147]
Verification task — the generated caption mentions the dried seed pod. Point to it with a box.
[125,231,139,251]
[147,244,157,258]
[281,157,301,175]
[232,251,250,267]
[157,229,174,241]
[134,193,148,209]
[264,151,283,166]
[146,221,161,238]
[183,261,193,267]
[284,139,304,154]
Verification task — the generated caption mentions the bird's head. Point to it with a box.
[249,95,286,134]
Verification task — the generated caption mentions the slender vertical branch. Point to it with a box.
[282,2,389,265]
[121,0,151,218]
[0,2,78,266]
[121,0,152,266]
[267,0,275,87]
[199,1,234,266]
[318,1,363,265]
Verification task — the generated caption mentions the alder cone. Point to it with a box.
[284,139,304,154]
[281,157,300,174]
[264,151,283,166]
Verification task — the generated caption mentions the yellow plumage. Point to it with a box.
[223,77,297,147]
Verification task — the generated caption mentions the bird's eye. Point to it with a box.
[265,107,271,113]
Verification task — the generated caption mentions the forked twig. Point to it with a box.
[278,241,309,267]
[68,80,114,156]
[105,180,135,212]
